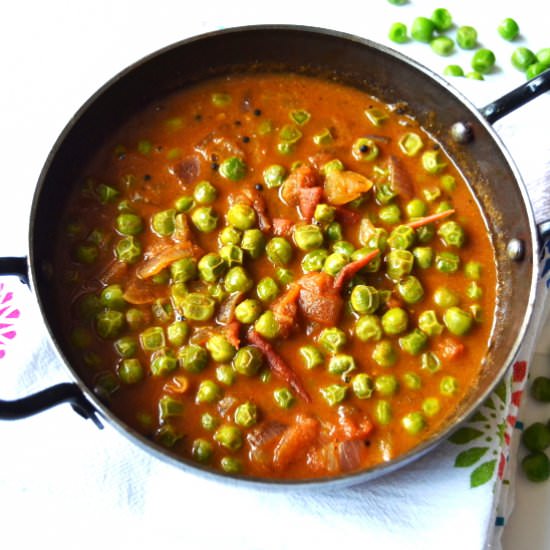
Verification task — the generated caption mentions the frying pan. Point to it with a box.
[1,26,549,489]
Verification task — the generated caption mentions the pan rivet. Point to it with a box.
[451,122,474,144]
[507,239,525,261]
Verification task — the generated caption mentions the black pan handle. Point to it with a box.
[480,68,550,124]
[0,256,103,428]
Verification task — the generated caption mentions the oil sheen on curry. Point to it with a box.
[55,73,496,480]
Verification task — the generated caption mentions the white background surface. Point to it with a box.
[2,1,550,548]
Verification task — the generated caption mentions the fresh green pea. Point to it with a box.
[413,246,433,269]
[301,249,329,273]
[352,373,374,399]
[254,311,281,340]
[274,387,295,408]
[233,345,263,376]
[235,299,263,324]
[466,71,484,81]
[165,321,188,347]
[530,377,550,402]
[438,221,465,248]
[443,306,473,336]
[388,22,408,44]
[443,65,464,77]
[321,159,344,175]
[191,206,218,232]
[350,285,380,315]
[379,203,402,225]
[511,47,536,71]
[355,314,383,342]
[421,351,441,373]
[399,329,428,355]
[375,400,393,425]
[320,384,347,406]
[234,402,258,428]
[440,375,459,396]
[214,424,243,451]
[327,354,356,379]
[402,411,426,435]
[364,108,389,127]
[241,228,265,259]
[181,292,216,321]
[70,326,93,348]
[150,350,178,376]
[403,372,422,390]
[351,247,381,273]
[116,212,143,236]
[323,252,349,276]
[526,62,548,80]
[219,157,247,181]
[464,261,482,280]
[497,17,519,41]
[411,16,435,43]
[522,451,550,482]
[290,109,311,125]
[300,345,324,369]
[372,340,398,368]
[536,48,550,67]
[396,275,424,304]
[318,327,347,354]
[435,251,460,273]
[431,36,454,56]
[117,358,144,384]
[431,8,452,31]
[266,237,293,266]
[522,422,550,452]
[93,371,119,398]
[472,49,496,74]
[220,456,243,474]
[382,307,408,336]
[387,0,407,4]
[456,26,477,50]
[386,249,414,281]
[375,374,398,397]
[293,224,324,251]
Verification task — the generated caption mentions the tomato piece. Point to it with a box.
[324,170,373,205]
[297,272,343,325]
[273,414,319,470]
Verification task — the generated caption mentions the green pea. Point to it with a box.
[115,236,141,264]
[420,397,440,418]
[313,204,335,224]
[274,387,295,408]
[254,311,281,340]
[326,221,343,241]
[466,71,484,81]
[266,237,293,266]
[294,224,324,251]
[399,329,428,355]
[522,422,550,452]
[323,252,349,276]
[372,340,397,368]
[443,306,473,336]
[227,203,256,230]
[191,206,218,232]
[435,251,460,273]
[255,277,279,304]
[375,374,398,397]
[421,150,447,175]
[192,438,213,464]
[431,36,454,56]
[219,244,243,268]
[320,384,347,406]
[158,394,184,420]
[116,212,143,236]
[262,164,286,189]
[299,345,324,369]
[313,127,334,145]
[421,351,441,373]
[174,195,194,212]
[96,309,125,339]
[496,17,519,41]
[321,159,344,175]
[388,22,408,44]
[71,326,93,348]
[233,345,263,376]
[214,424,243,451]
[118,358,144,384]
[386,249,414,281]
[350,285,379,315]
[150,350,178,376]
[526,62,548,80]
[470,303,483,323]
[275,267,294,285]
[122,309,144,335]
[352,373,374,399]
[235,299,263,324]
[241,228,265,259]
[403,372,422,390]
[170,257,197,283]
[234,402,258,428]
[198,253,226,283]
[355,315,383,342]
[522,451,550,482]
[224,266,253,293]
[511,47,536,71]
[418,310,444,337]
[375,400,393,425]
[411,16,435,43]
[301,249,329,273]
[114,336,138,358]
[211,92,231,107]
[405,199,427,219]
[438,221,465,248]
[177,344,207,373]
[402,411,426,435]
[379,203,401,225]
[413,246,433,269]
[433,287,459,308]
[396,275,424,305]
[100,284,125,311]
[219,225,242,246]
[201,412,219,431]
[351,247,381,273]
[74,243,99,264]
[193,180,217,205]
[530,377,550,402]
[398,132,424,157]
[382,307,408,336]
[352,137,379,162]
[466,281,483,300]
[456,25,477,50]
[219,157,247,181]
[182,292,216,321]
[471,48,496,74]
[206,334,236,363]
[327,354,356,379]
[151,209,176,237]
[318,327,347,354]
[440,375,459,396]
[463,261,481,280]
[165,321,188,347]
[430,8,452,31]
[196,380,222,404]
[138,326,164,351]
[96,183,119,203]
[279,124,302,143]
[214,364,234,386]
[375,183,397,205]
[388,225,415,250]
